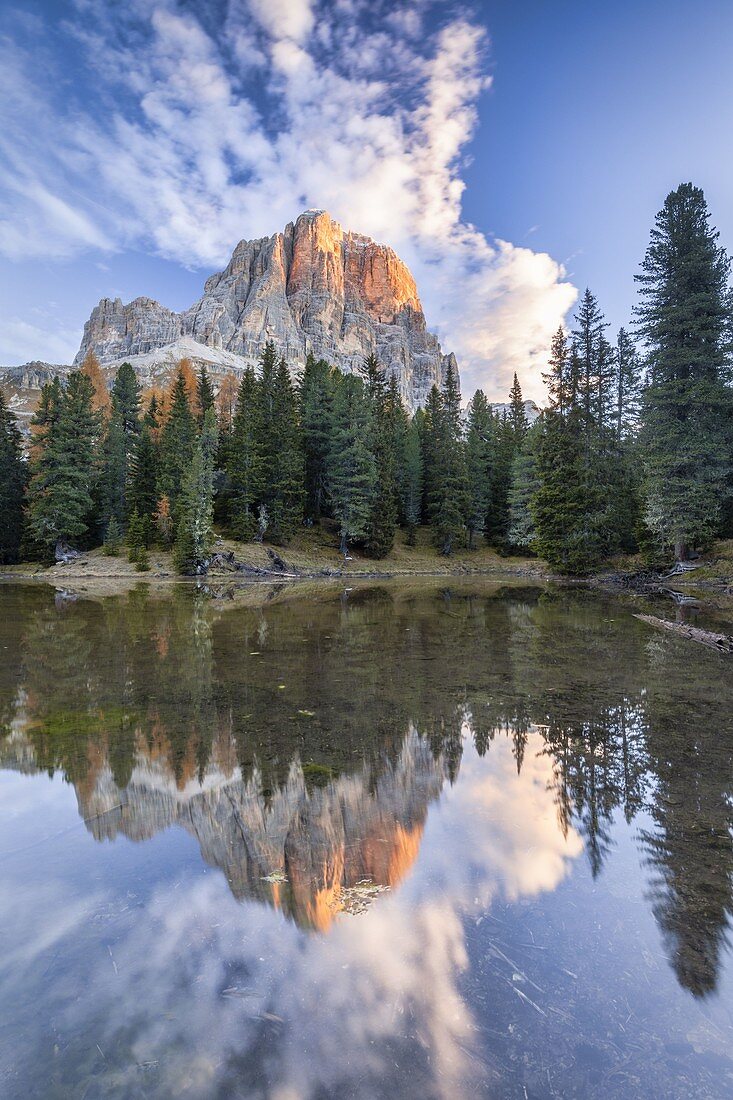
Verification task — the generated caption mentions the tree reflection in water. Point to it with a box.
[1,580,732,1005]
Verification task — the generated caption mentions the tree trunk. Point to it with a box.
[674,539,689,562]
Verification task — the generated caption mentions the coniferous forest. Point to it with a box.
[1,183,732,576]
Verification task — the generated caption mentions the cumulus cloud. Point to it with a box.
[0,0,575,397]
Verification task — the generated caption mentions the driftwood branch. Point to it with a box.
[634,614,733,654]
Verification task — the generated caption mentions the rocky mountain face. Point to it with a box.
[0,725,446,931]
[69,209,457,411]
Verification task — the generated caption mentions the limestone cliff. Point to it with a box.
[72,210,458,410]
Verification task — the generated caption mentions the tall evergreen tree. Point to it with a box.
[635,183,733,559]
[262,357,303,543]
[128,394,160,532]
[196,366,215,427]
[424,363,467,555]
[301,354,335,522]
[27,371,99,556]
[464,389,493,548]
[508,373,529,444]
[543,327,570,414]
[507,425,540,550]
[0,391,26,563]
[228,366,264,541]
[159,367,197,518]
[400,414,423,545]
[327,373,377,555]
[174,408,219,574]
[614,327,643,442]
[364,362,400,558]
[573,288,610,427]
[111,362,141,439]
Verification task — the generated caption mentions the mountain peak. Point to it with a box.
[72,215,457,410]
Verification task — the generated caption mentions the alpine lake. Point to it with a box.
[0,577,732,1099]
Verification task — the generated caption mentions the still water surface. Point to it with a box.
[0,580,732,1099]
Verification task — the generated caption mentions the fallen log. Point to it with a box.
[634,614,733,654]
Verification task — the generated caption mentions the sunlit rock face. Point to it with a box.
[71,210,457,411]
[74,727,447,930]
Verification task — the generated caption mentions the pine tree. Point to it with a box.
[507,425,540,550]
[543,327,570,414]
[174,408,219,574]
[128,409,159,528]
[0,390,26,563]
[531,410,596,572]
[96,412,128,533]
[111,362,141,438]
[158,367,197,517]
[614,327,643,442]
[425,363,467,555]
[327,373,377,555]
[508,373,529,445]
[196,366,215,427]
[27,371,99,556]
[126,508,145,564]
[364,362,400,558]
[464,390,493,548]
[635,183,733,559]
[103,515,122,556]
[261,357,303,544]
[400,415,423,545]
[228,366,264,541]
[301,353,335,522]
[485,412,514,546]
[573,288,609,427]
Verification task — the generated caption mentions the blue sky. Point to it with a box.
[1,0,731,400]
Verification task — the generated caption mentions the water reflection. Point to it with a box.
[0,581,732,1098]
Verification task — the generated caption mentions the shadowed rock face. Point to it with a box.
[73,210,458,411]
[73,727,447,931]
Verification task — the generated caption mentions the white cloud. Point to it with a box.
[0,1,575,397]
[0,318,80,365]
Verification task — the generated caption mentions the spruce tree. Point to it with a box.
[614,327,643,442]
[485,412,514,546]
[364,361,399,558]
[103,515,122,556]
[424,364,467,555]
[543,327,570,414]
[174,408,219,574]
[508,373,529,445]
[635,183,733,559]
[327,373,377,555]
[129,396,160,529]
[159,367,197,518]
[400,415,423,545]
[228,366,264,541]
[465,390,493,549]
[96,412,128,533]
[301,353,335,522]
[261,357,303,544]
[111,362,141,439]
[507,425,541,550]
[126,508,145,564]
[27,371,99,556]
[0,391,26,563]
[573,288,609,427]
[196,366,215,427]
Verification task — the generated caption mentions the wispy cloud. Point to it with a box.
[0,0,575,397]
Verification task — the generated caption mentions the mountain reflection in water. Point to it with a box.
[0,581,732,1099]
